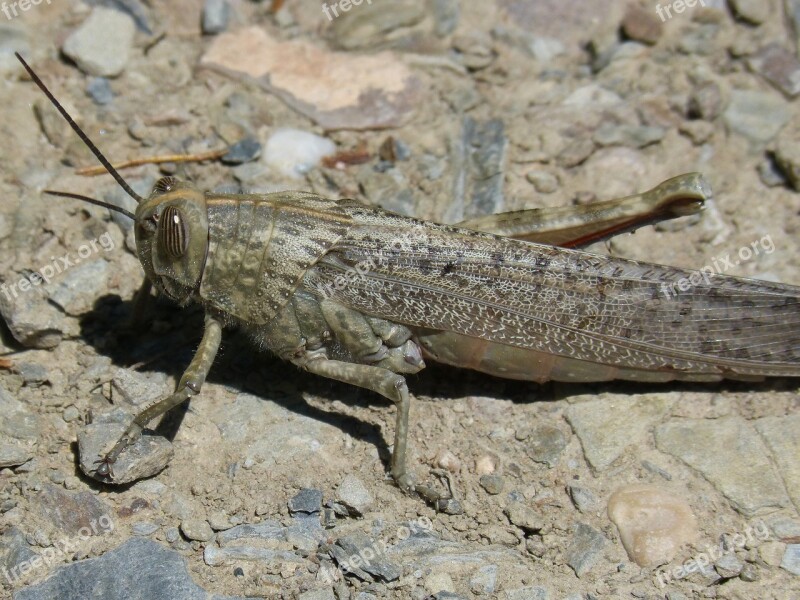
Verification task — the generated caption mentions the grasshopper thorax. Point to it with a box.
[135,177,209,304]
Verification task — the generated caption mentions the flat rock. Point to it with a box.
[774,118,800,190]
[747,43,800,97]
[565,394,673,472]
[524,424,567,467]
[216,520,286,547]
[565,523,607,577]
[336,475,374,516]
[728,0,770,24]
[329,534,403,582]
[78,419,174,484]
[754,414,800,513]
[111,368,169,407]
[32,484,110,538]
[203,545,304,567]
[14,538,248,600]
[656,417,789,516]
[0,387,39,468]
[0,285,65,349]
[782,544,800,576]
[62,7,136,77]
[201,27,421,130]
[0,387,40,460]
[328,0,427,51]
[288,489,323,516]
[608,484,698,567]
[48,259,110,316]
[0,527,37,580]
[504,587,549,600]
[621,4,663,45]
[723,90,791,144]
[180,519,214,542]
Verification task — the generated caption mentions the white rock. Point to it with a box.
[263,129,335,179]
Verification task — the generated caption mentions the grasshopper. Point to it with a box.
[16,54,800,505]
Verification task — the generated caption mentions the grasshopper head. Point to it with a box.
[135,177,209,304]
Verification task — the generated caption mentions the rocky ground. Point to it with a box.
[0,0,799,599]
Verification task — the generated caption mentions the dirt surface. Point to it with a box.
[0,1,799,599]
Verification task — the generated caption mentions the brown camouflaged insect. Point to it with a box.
[17,53,800,507]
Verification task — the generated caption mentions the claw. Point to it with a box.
[92,457,115,481]
[408,469,463,515]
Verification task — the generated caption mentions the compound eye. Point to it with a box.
[158,205,188,258]
[153,176,180,195]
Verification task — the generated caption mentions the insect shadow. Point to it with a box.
[77,291,796,486]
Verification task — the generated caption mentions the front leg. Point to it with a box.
[94,312,223,480]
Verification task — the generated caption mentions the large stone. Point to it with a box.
[0,386,39,468]
[14,538,248,600]
[723,90,791,144]
[565,394,673,472]
[62,7,136,77]
[33,484,111,538]
[755,415,800,513]
[565,523,607,577]
[656,418,789,516]
[78,416,174,484]
[608,484,698,567]
[201,27,421,130]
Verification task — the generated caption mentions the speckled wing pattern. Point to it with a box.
[302,219,800,379]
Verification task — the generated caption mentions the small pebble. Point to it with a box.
[739,562,760,582]
[621,4,663,45]
[567,484,597,513]
[435,450,461,473]
[526,170,559,194]
[759,541,786,566]
[86,77,114,105]
[164,527,181,543]
[48,470,65,485]
[479,474,504,495]
[62,406,81,423]
[132,521,160,536]
[728,0,770,24]
[180,518,214,542]
[715,553,744,578]
[336,475,374,516]
[288,488,323,515]
[222,137,262,165]
[202,0,230,35]
[475,454,497,476]
[504,502,544,532]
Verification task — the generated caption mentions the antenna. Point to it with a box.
[15,52,146,205]
[44,190,136,221]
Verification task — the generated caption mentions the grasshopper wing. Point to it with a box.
[302,217,800,382]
